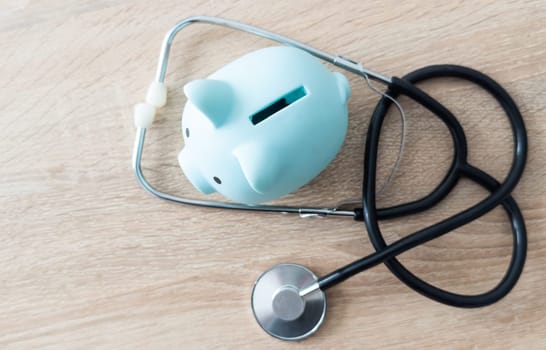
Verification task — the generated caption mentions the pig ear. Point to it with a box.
[333,72,351,103]
[183,79,233,128]
[233,142,284,195]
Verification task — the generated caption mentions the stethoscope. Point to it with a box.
[132,16,528,340]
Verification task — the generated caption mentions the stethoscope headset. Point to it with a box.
[132,16,528,340]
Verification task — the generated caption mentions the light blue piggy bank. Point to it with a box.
[178,46,350,204]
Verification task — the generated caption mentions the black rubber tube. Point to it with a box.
[318,65,527,308]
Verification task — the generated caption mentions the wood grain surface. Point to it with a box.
[1,1,545,349]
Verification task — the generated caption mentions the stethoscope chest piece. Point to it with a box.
[251,263,326,340]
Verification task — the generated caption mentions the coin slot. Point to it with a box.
[250,86,307,125]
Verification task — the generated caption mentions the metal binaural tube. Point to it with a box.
[154,16,392,84]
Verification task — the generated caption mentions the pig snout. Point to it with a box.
[177,147,215,194]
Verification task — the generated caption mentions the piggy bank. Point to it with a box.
[178,46,350,204]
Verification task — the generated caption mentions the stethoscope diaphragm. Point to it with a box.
[251,263,326,340]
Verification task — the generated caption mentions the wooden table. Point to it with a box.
[1,1,545,349]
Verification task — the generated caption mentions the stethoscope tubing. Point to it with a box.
[317,65,527,308]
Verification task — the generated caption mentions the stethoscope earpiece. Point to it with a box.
[251,263,326,340]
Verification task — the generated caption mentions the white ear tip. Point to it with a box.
[134,103,156,128]
[146,81,167,107]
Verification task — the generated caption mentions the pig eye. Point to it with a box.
[185,128,190,138]
[213,176,222,184]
